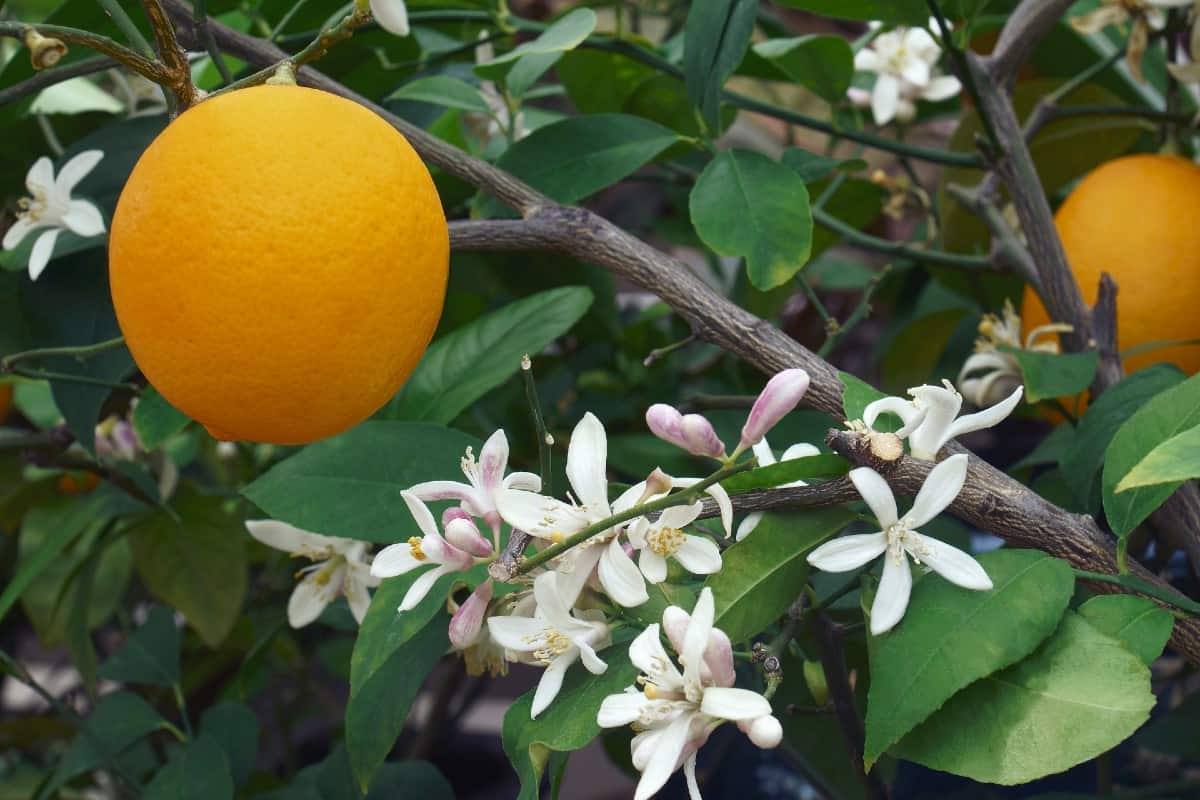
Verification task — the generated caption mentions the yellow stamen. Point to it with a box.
[408,536,426,561]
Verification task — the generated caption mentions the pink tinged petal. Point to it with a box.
[408,479,477,505]
[680,414,726,458]
[922,74,961,102]
[684,752,701,800]
[847,86,872,107]
[246,519,340,558]
[808,532,888,573]
[402,490,441,538]
[503,471,542,492]
[478,429,510,491]
[704,627,737,688]
[25,157,54,195]
[736,512,763,542]
[662,605,689,654]
[739,369,810,449]
[849,467,899,528]
[486,614,545,651]
[674,535,722,576]
[3,216,37,250]
[287,566,341,628]
[681,589,714,690]
[531,649,575,718]
[944,385,1023,442]
[567,412,611,513]
[449,580,493,649]
[28,229,59,281]
[639,549,668,584]
[634,712,695,800]
[575,636,608,674]
[599,536,649,607]
[369,0,410,36]
[907,453,969,527]
[700,686,773,721]
[907,532,992,590]
[862,395,921,432]
[399,565,449,611]
[646,403,687,449]
[742,715,783,748]
[871,73,901,125]
[444,517,492,557]
[598,690,649,728]
[870,552,913,635]
[441,506,472,528]
[54,150,103,196]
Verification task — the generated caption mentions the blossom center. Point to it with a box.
[408,536,427,561]
[17,189,49,223]
[527,628,570,665]
[645,526,686,556]
[460,446,481,487]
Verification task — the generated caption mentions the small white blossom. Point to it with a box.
[957,300,1072,408]
[807,454,992,635]
[851,20,961,125]
[369,0,410,36]
[863,379,1022,461]
[246,520,380,627]
[3,151,105,281]
[627,501,722,583]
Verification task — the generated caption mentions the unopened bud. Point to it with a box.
[742,715,783,749]
[739,369,811,452]
[445,517,492,557]
[646,403,687,449]
[442,506,472,528]
[25,29,67,70]
[679,414,726,459]
[448,581,493,649]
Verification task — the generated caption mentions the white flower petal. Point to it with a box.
[684,752,701,800]
[848,467,899,528]
[673,535,722,575]
[634,712,694,800]
[862,395,922,432]
[575,636,609,674]
[659,501,702,530]
[807,532,888,572]
[681,588,714,691]
[28,229,60,281]
[639,549,668,584]
[555,545,602,608]
[906,453,968,528]
[246,519,340,557]
[871,73,901,125]
[599,536,649,607]
[598,690,649,728]
[344,568,373,624]
[3,216,36,251]
[401,490,441,538]
[944,385,1023,442]
[399,565,446,611]
[566,412,610,513]
[780,442,821,461]
[870,553,912,635]
[25,156,54,195]
[908,532,993,590]
[901,56,931,87]
[751,437,778,467]
[504,471,543,492]
[370,0,410,36]
[486,614,545,651]
[287,569,338,628]
[405,479,477,506]
[735,512,763,542]
[495,488,589,539]
[907,383,964,459]
[533,570,578,631]
[671,477,731,537]
[369,541,425,577]
[922,74,961,102]
[854,48,883,72]
[54,150,103,196]
[531,650,575,718]
[700,686,772,721]
[629,624,683,686]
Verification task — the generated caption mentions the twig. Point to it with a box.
[193,0,233,83]
[643,334,697,368]
[797,275,835,335]
[946,183,1040,291]
[819,264,891,358]
[1,335,126,371]
[520,355,553,498]
[6,367,136,391]
[139,0,197,111]
[0,21,165,83]
[813,208,994,270]
[927,0,1000,151]
[0,56,116,107]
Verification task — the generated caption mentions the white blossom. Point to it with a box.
[863,379,1022,461]
[3,151,105,281]
[851,20,961,125]
[957,300,1072,408]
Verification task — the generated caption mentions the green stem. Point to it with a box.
[1116,537,1129,575]
[520,355,553,498]
[819,264,891,358]
[7,366,137,391]
[1073,568,1200,616]
[927,0,1000,151]
[195,0,234,83]
[0,21,165,82]
[96,0,155,57]
[172,682,193,738]
[814,208,992,269]
[515,459,756,575]
[1,335,126,370]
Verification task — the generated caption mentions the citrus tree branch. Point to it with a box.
[167,0,1200,665]
[0,21,166,82]
[138,0,197,111]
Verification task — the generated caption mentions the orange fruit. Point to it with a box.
[1023,154,1200,377]
[0,384,11,422]
[109,85,448,444]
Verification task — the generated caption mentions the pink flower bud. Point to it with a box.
[646,403,686,449]
[680,414,726,459]
[449,581,493,650]
[442,506,472,528]
[444,517,493,558]
[739,369,811,451]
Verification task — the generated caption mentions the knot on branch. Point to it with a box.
[24,28,67,69]
[826,427,903,475]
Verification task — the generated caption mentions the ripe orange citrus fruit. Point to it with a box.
[109,85,448,444]
[1023,154,1200,377]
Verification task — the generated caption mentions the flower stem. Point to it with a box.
[513,459,756,576]
[520,354,553,498]
[1,335,126,371]
[7,366,137,392]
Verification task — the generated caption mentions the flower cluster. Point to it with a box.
[848,19,962,126]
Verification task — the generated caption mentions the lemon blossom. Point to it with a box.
[735,438,821,541]
[370,491,492,611]
[612,471,735,540]
[627,501,722,583]
[851,20,961,125]
[1072,0,1193,82]
[863,379,1023,461]
[3,151,105,281]
[495,413,650,607]
[407,429,541,538]
[488,571,610,718]
[807,454,992,635]
[597,589,781,800]
[246,520,380,627]
[369,0,409,36]
[957,300,1073,407]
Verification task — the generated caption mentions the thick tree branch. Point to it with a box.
[139,0,196,110]
[985,0,1077,87]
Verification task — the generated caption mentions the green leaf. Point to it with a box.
[383,287,593,423]
[773,0,928,24]
[98,605,181,687]
[752,36,855,102]
[53,691,167,789]
[478,8,596,69]
[199,702,259,787]
[705,508,856,642]
[133,386,191,450]
[840,371,893,429]
[386,76,490,112]
[1102,372,1200,536]
[502,632,638,800]
[863,550,1075,767]
[1116,423,1200,492]
[683,0,758,129]
[690,150,814,291]
[719,454,849,494]
[557,50,655,115]
[1077,595,1173,666]
[1060,364,1184,508]
[144,734,235,800]
[491,114,679,205]
[893,613,1155,785]
[365,761,455,800]
[128,487,247,647]
[1001,346,1099,404]
[781,148,868,184]
[242,421,477,544]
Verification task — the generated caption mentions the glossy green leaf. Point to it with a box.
[134,386,192,450]
[243,421,477,543]
[840,371,895,430]
[881,308,969,394]
[781,148,868,184]
[53,691,166,790]
[478,8,596,68]
[773,0,927,23]
[128,487,247,647]
[1116,423,1200,492]
[144,734,234,800]
[1103,372,1200,536]
[690,150,814,291]
[683,0,758,128]
[98,605,181,687]
[502,632,638,800]
[200,702,259,787]
[705,508,856,642]
[492,114,679,204]
[1060,364,1184,508]
[753,36,855,102]
[893,613,1155,785]
[384,287,593,423]
[1001,346,1098,404]
[864,550,1074,767]
[1078,594,1173,666]
[719,454,849,494]
[557,50,655,114]
[386,76,490,112]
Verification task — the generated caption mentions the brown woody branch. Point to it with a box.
[139,0,196,110]
[164,0,1200,664]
